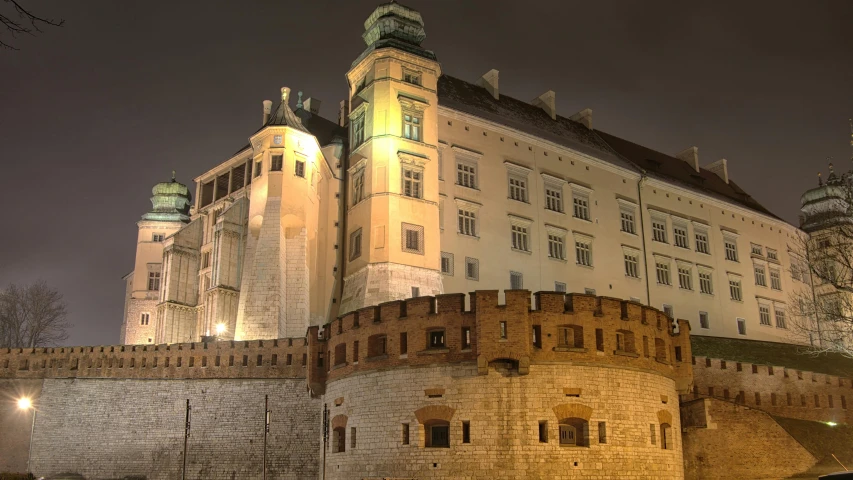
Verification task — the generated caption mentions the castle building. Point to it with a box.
[122,1,810,348]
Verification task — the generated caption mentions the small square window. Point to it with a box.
[401,223,425,255]
[440,252,454,276]
[510,271,523,290]
[428,330,446,349]
[465,257,479,281]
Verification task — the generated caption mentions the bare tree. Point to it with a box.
[0,281,70,348]
[0,0,64,51]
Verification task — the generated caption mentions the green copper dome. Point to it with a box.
[352,1,436,67]
[141,172,192,223]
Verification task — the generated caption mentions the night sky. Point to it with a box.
[1,0,851,346]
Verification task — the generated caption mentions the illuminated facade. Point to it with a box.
[121,1,809,346]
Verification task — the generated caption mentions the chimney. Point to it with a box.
[676,146,699,172]
[706,158,729,184]
[476,69,499,100]
[532,91,556,120]
[338,100,348,127]
[262,100,272,125]
[569,108,592,130]
[303,98,322,115]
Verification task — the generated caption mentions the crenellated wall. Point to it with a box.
[690,355,851,424]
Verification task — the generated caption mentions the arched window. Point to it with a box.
[558,418,588,447]
[332,426,346,453]
[424,419,450,448]
[660,423,673,450]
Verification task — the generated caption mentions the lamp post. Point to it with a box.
[17,397,35,476]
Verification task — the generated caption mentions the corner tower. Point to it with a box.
[340,3,443,313]
[120,173,191,344]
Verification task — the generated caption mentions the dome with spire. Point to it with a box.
[352,1,436,67]
[141,171,192,223]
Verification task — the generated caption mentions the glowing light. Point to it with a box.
[826,421,838,427]
[215,323,226,335]
[17,397,32,410]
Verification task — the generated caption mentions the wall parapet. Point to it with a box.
[307,290,692,394]
[0,338,308,380]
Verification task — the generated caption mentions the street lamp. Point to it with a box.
[17,397,35,475]
[215,323,226,336]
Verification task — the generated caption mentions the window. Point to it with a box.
[699,271,713,294]
[402,423,410,445]
[352,114,365,148]
[620,209,636,234]
[539,421,549,443]
[465,257,479,280]
[660,423,673,450]
[399,333,407,355]
[456,162,477,188]
[349,228,362,261]
[652,218,668,243]
[663,304,674,319]
[751,243,763,256]
[729,279,742,301]
[674,224,689,248]
[699,311,709,329]
[254,160,262,178]
[724,237,739,262]
[678,266,693,290]
[656,261,671,285]
[508,176,527,202]
[572,193,590,220]
[271,154,283,172]
[294,159,305,178]
[511,225,530,252]
[440,252,454,275]
[351,427,357,449]
[461,327,471,349]
[148,271,161,291]
[403,112,421,141]
[140,313,150,326]
[754,265,767,287]
[585,288,597,295]
[737,318,746,335]
[767,248,778,261]
[598,422,607,444]
[332,427,346,453]
[575,240,592,267]
[401,223,424,255]
[695,230,710,254]
[411,286,420,298]
[402,70,421,85]
[351,169,365,205]
[759,305,771,326]
[500,321,508,339]
[402,166,422,199]
[368,335,387,357]
[548,234,565,260]
[775,308,787,329]
[555,282,567,293]
[425,420,450,448]
[624,252,640,278]
[458,208,477,236]
[545,186,563,212]
[428,330,446,349]
[650,424,657,445]
[558,418,588,447]
[152,233,165,242]
[462,421,471,444]
[510,271,523,290]
[770,268,782,290]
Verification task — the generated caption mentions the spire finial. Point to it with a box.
[296,91,303,109]
[171,170,176,182]
[829,160,834,173]
[281,87,290,103]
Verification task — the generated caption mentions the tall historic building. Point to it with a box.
[121,1,810,347]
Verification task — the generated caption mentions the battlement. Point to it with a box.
[0,337,309,380]
[307,290,692,394]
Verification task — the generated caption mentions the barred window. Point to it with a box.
[724,238,739,262]
[695,231,710,254]
[509,176,528,202]
[401,223,424,255]
[458,209,477,236]
[148,271,161,291]
[624,253,640,278]
[767,248,778,261]
[457,162,477,188]
[678,267,693,290]
[572,194,590,221]
[699,311,709,329]
[674,225,689,248]
[699,271,713,294]
[652,219,667,243]
[620,210,635,234]
[545,186,563,212]
[759,305,771,326]
[751,244,763,256]
[548,234,565,260]
[402,166,423,199]
[655,262,671,285]
[555,282,567,293]
[510,271,523,290]
[465,257,479,280]
[770,268,782,290]
[575,241,592,266]
[754,265,767,287]
[294,159,305,178]
[352,169,365,205]
[403,112,421,141]
[775,308,787,329]
[352,114,365,148]
[271,154,283,172]
[512,225,530,252]
[349,228,362,261]
[729,279,742,301]
[441,252,454,276]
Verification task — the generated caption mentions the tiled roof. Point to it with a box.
[437,74,784,222]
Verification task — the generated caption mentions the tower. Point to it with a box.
[339,2,444,313]
[120,173,191,344]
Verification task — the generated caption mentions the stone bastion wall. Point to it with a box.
[310,290,693,480]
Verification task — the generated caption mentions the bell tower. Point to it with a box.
[340,2,443,313]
